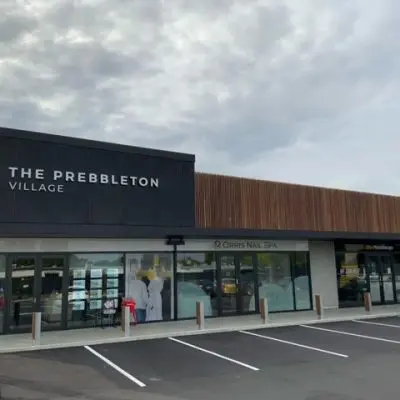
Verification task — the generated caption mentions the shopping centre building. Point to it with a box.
[1,126,400,335]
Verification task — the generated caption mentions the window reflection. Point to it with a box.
[125,253,172,323]
[40,256,65,330]
[0,255,5,333]
[177,252,217,318]
[336,252,366,307]
[9,256,36,332]
[252,253,294,312]
[293,252,311,310]
[67,253,124,329]
[393,254,400,300]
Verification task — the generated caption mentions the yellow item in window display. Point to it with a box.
[147,269,157,280]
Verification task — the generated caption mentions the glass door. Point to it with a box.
[392,254,400,302]
[7,255,39,333]
[5,254,68,334]
[238,254,257,313]
[39,255,68,331]
[217,253,257,316]
[365,253,396,304]
[219,254,237,315]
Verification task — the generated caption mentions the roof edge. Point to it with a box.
[0,126,195,163]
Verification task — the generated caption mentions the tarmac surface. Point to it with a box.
[2,316,400,399]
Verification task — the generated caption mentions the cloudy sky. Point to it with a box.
[1,0,399,195]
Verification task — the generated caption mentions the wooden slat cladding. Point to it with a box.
[195,173,400,233]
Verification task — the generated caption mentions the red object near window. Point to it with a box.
[122,298,137,325]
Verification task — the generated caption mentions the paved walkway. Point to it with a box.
[0,304,399,353]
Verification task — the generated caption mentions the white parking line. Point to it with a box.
[352,319,400,328]
[300,324,400,344]
[239,330,349,358]
[168,337,260,371]
[84,345,146,387]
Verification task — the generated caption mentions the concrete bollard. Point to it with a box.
[121,306,131,336]
[32,312,41,345]
[259,297,268,324]
[196,301,204,330]
[314,294,323,319]
[363,292,372,312]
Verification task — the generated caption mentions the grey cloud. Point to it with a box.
[0,14,37,43]
[0,1,399,193]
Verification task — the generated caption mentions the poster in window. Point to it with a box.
[72,300,85,310]
[106,278,118,288]
[72,290,86,300]
[106,268,119,277]
[90,269,103,279]
[106,288,118,298]
[73,269,86,279]
[72,279,85,289]
[90,300,102,310]
[103,298,117,314]
[90,289,102,299]
[90,279,102,289]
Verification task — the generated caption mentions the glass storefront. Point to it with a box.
[125,253,173,322]
[293,252,312,310]
[8,256,37,333]
[40,255,66,331]
[177,252,218,318]
[255,252,293,312]
[68,253,124,329]
[0,255,5,333]
[336,242,400,308]
[0,246,312,333]
[177,250,311,319]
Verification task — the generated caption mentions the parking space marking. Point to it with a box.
[83,345,146,388]
[352,319,400,329]
[300,324,400,345]
[239,330,349,358]
[168,337,260,371]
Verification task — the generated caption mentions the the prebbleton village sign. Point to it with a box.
[6,166,160,194]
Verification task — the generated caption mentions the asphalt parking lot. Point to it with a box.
[2,316,400,399]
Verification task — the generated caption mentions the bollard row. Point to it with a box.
[30,292,374,346]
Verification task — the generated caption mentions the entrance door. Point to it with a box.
[39,255,68,331]
[5,255,68,333]
[365,253,396,304]
[218,253,257,316]
[7,255,39,333]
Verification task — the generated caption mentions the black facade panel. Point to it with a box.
[0,128,195,231]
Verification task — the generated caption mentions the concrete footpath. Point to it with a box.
[1,304,399,354]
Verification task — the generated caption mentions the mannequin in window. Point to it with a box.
[127,275,148,323]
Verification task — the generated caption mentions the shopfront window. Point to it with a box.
[125,253,172,323]
[67,253,124,328]
[0,255,5,333]
[293,252,311,310]
[256,253,294,312]
[336,252,365,308]
[177,252,217,319]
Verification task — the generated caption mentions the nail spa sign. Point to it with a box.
[6,166,160,194]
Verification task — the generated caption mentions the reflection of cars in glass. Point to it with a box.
[338,278,367,301]
[221,277,254,296]
[198,279,217,298]
[221,278,237,295]
[177,282,213,319]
